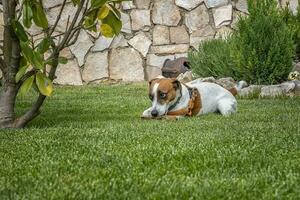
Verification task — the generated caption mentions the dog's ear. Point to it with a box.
[171,79,181,91]
[149,77,161,86]
[149,78,156,86]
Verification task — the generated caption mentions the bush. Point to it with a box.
[189,0,295,85]
[189,39,234,78]
[231,0,295,84]
[281,5,300,60]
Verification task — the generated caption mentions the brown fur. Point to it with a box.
[149,78,179,104]
[167,89,202,117]
[167,108,190,116]
[189,89,201,116]
[228,88,238,96]
[149,78,202,117]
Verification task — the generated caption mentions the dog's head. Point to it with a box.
[148,77,182,117]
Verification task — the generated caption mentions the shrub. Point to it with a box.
[188,39,234,78]
[281,5,300,60]
[189,0,295,85]
[230,0,295,84]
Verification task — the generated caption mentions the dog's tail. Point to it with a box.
[228,80,248,96]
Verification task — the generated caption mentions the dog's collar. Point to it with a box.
[168,93,182,112]
[168,83,193,112]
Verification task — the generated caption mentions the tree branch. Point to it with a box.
[50,32,66,40]
[13,0,90,128]
[65,25,82,47]
[14,94,46,128]
[14,52,59,128]
[65,29,81,47]
[65,0,89,47]
[57,0,85,51]
[49,0,68,35]
[0,57,6,72]
[16,69,36,89]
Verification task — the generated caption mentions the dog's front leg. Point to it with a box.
[164,109,189,120]
[167,108,189,116]
[141,107,153,119]
[163,115,185,120]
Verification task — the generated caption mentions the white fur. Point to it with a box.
[151,83,168,116]
[186,82,237,116]
[142,79,242,118]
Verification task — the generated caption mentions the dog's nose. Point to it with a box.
[151,109,159,117]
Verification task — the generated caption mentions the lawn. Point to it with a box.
[0,84,299,199]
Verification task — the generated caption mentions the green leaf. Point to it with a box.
[12,20,28,42]
[16,65,29,83]
[20,42,35,64]
[19,75,34,96]
[33,51,44,69]
[83,10,98,30]
[58,57,68,64]
[37,38,50,54]
[20,56,28,68]
[20,42,44,69]
[91,0,107,8]
[23,0,33,28]
[32,2,48,29]
[108,4,121,19]
[101,12,122,35]
[83,17,94,30]
[100,24,114,37]
[16,57,29,83]
[36,72,54,97]
[98,5,110,20]
[44,58,54,66]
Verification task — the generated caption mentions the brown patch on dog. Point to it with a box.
[167,87,202,117]
[157,79,180,104]
[228,87,238,96]
[167,108,190,116]
[148,78,181,104]
[190,89,201,116]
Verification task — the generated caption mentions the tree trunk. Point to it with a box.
[0,85,17,128]
[0,0,20,128]
[0,0,86,128]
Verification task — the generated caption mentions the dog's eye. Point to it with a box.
[160,93,167,99]
[149,95,154,100]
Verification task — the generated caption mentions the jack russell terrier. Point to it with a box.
[141,77,247,119]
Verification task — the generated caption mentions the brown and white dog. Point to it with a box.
[141,77,247,119]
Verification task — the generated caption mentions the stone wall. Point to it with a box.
[0,0,298,85]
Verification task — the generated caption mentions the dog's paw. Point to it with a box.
[141,108,152,119]
[141,115,153,120]
[162,115,185,120]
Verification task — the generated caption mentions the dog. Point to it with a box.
[141,77,247,119]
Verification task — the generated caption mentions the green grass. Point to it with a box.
[0,84,300,199]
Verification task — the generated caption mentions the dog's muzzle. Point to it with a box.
[151,109,159,117]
